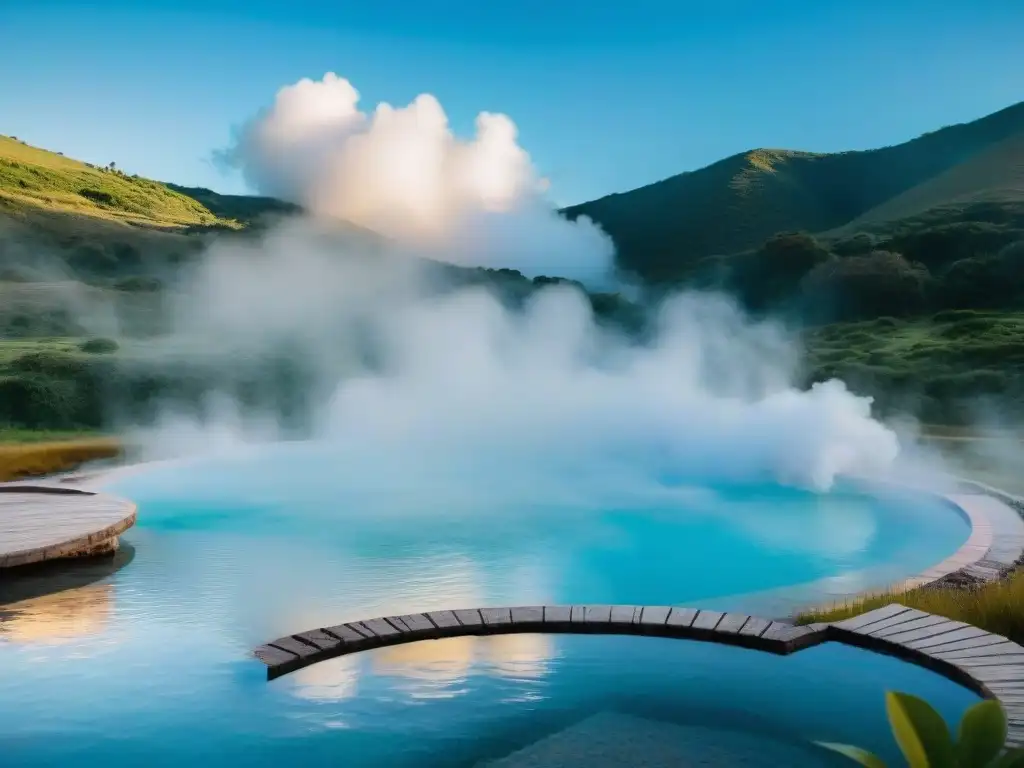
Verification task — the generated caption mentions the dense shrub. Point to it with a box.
[114,275,162,292]
[0,374,80,429]
[801,250,932,321]
[885,221,1020,270]
[79,188,115,205]
[79,337,119,354]
[831,232,879,256]
[730,232,833,311]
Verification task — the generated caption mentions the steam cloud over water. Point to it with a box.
[130,71,906,496]
[220,73,614,284]
[144,222,901,496]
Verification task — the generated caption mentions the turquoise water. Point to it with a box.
[0,445,974,764]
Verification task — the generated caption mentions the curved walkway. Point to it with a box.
[256,603,1024,747]
[0,485,137,568]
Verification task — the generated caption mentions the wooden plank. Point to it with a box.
[453,609,484,629]
[986,684,1024,695]
[872,615,953,639]
[909,630,1006,652]
[833,603,910,632]
[254,643,298,666]
[738,616,772,638]
[510,606,545,626]
[769,625,822,645]
[861,609,931,636]
[610,605,639,625]
[294,629,341,651]
[268,636,321,659]
[691,610,725,632]
[935,642,1024,660]
[637,606,672,629]
[425,611,461,630]
[946,655,1024,668]
[877,619,968,646]
[543,606,571,627]
[0,490,138,569]
[961,667,1024,684]
[360,618,401,640]
[585,605,613,624]
[913,634,1007,651]
[391,614,436,635]
[323,623,373,647]
[480,607,513,627]
[665,607,698,628]
[715,613,750,634]
[761,622,803,644]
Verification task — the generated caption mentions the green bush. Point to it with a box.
[79,338,119,354]
[114,275,163,292]
[801,251,932,321]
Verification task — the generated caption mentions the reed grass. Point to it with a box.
[795,572,1024,644]
[0,437,121,482]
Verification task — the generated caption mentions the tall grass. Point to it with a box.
[0,437,121,482]
[796,573,1024,643]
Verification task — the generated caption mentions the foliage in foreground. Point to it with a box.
[795,572,1024,646]
[819,691,1024,767]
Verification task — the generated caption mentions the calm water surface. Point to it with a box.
[0,446,973,765]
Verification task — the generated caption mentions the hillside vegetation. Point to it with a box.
[4,100,1024,437]
[0,136,237,229]
[565,101,1024,281]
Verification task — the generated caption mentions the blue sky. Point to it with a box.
[2,0,1022,205]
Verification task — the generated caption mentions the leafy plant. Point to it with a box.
[818,692,1024,767]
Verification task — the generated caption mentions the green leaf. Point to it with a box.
[815,742,887,767]
[990,748,1024,768]
[957,699,1006,767]
[886,691,956,768]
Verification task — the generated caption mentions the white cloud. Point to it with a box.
[222,73,614,285]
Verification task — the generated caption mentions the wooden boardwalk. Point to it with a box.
[255,603,1024,747]
[0,485,137,568]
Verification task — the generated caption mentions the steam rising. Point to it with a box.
[141,221,901,495]
[116,71,905,495]
[221,73,614,284]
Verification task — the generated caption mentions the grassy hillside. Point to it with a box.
[565,101,1024,281]
[0,136,238,229]
[3,111,1024,436]
[833,131,1024,235]
[164,183,300,226]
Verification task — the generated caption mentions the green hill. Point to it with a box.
[0,135,237,229]
[832,130,1024,235]
[564,101,1024,281]
[164,183,300,226]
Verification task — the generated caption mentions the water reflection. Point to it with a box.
[0,542,134,605]
[0,583,114,644]
[286,634,555,702]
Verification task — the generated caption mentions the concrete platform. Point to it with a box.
[0,486,137,568]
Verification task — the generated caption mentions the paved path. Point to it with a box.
[256,603,1024,747]
[0,486,137,568]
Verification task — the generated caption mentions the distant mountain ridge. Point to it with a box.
[4,100,1024,285]
[563,101,1024,281]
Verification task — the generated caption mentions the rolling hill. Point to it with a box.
[564,101,1024,281]
[3,98,1024,286]
[0,136,236,230]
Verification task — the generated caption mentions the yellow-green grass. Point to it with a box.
[0,437,121,482]
[795,573,1024,644]
[0,135,240,230]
